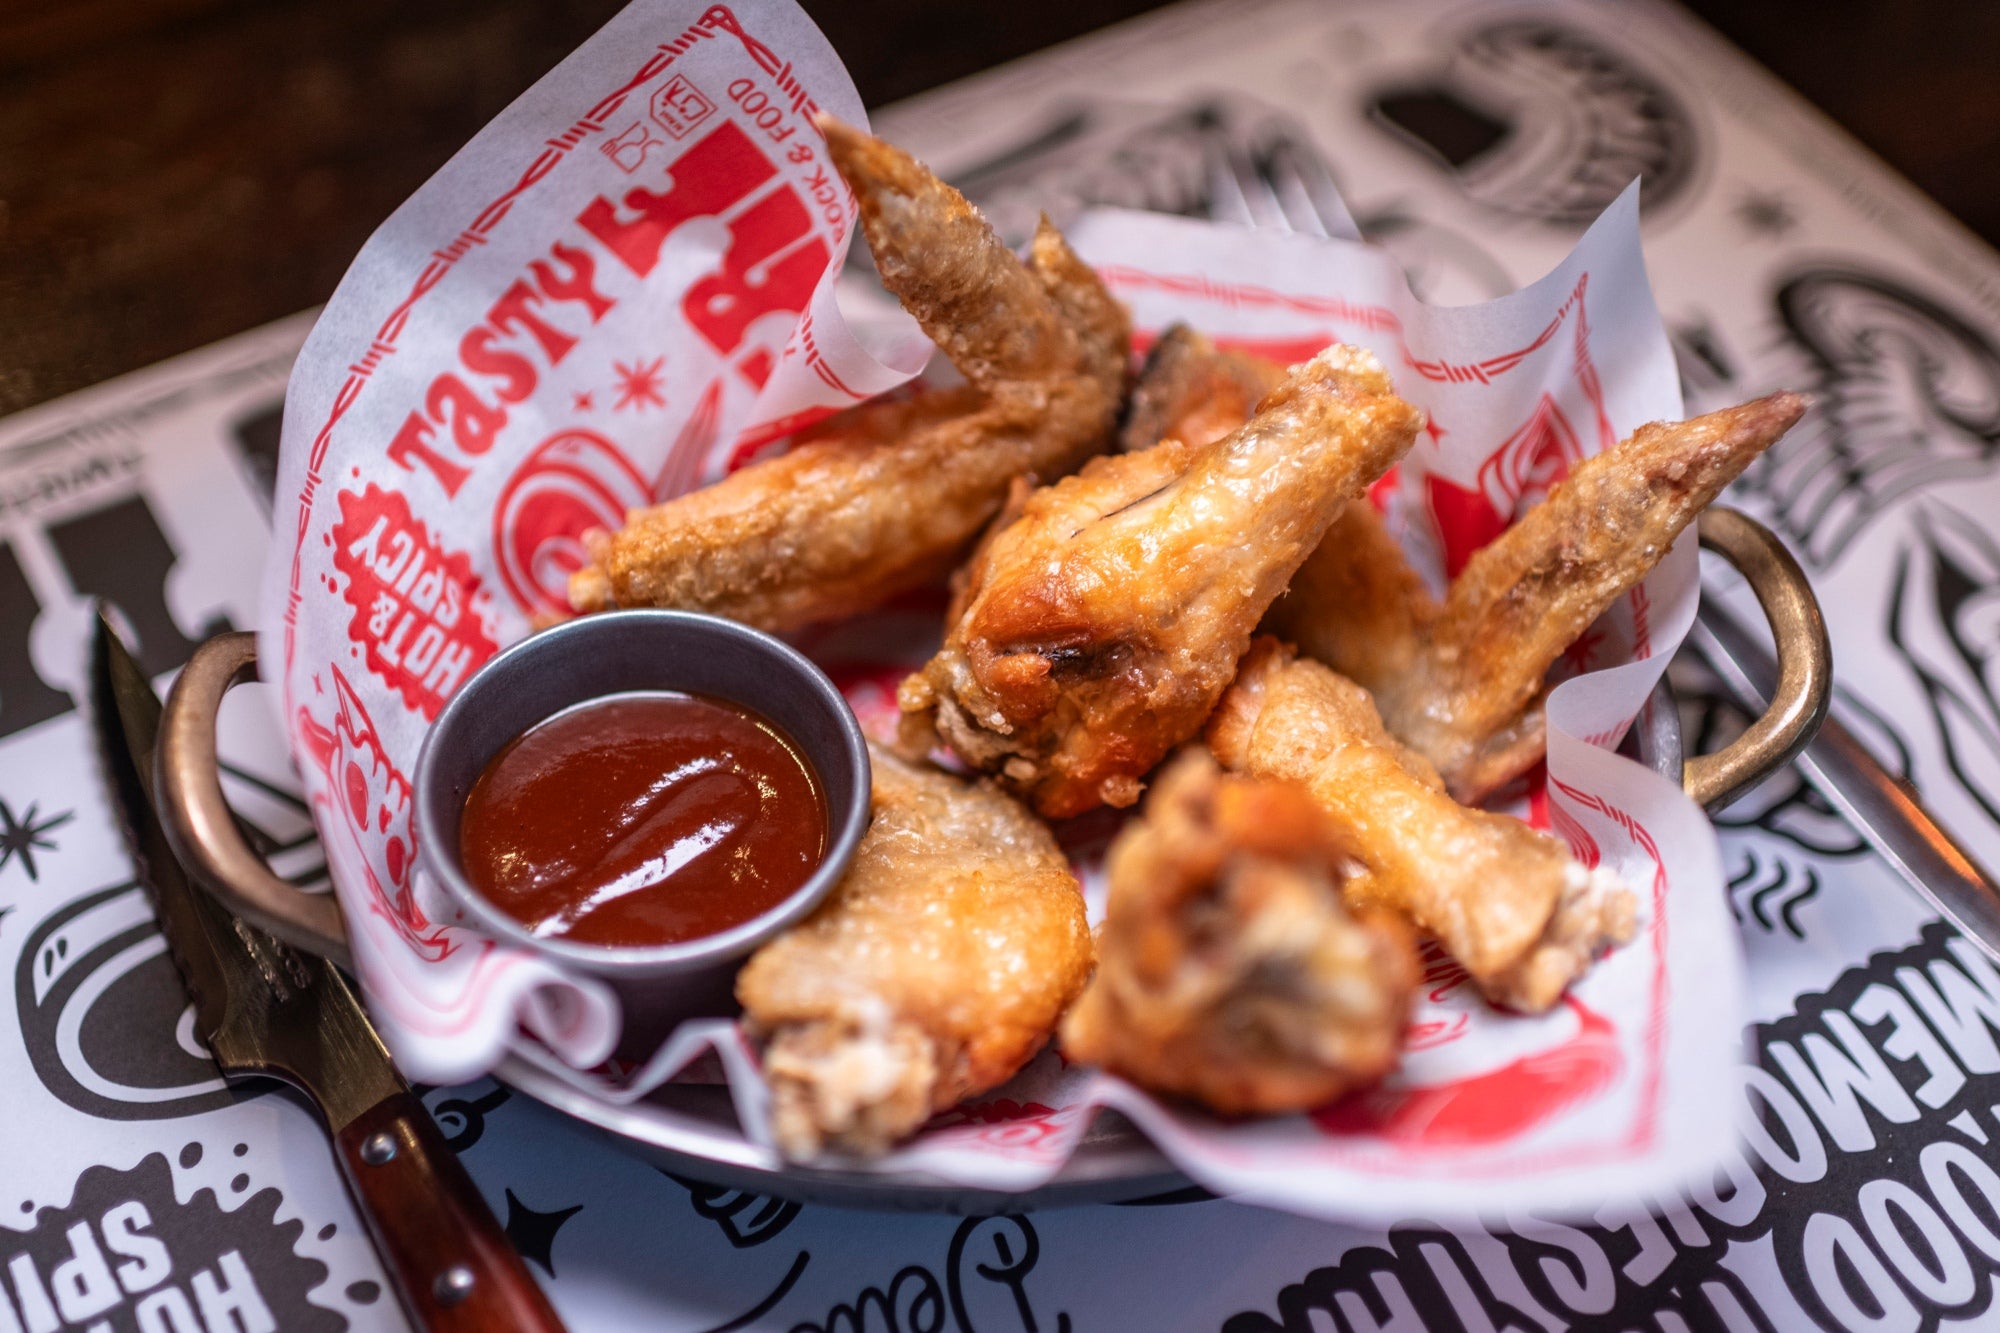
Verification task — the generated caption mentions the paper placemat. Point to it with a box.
[5,0,2000,1326]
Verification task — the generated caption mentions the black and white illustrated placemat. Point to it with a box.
[7,0,2000,1327]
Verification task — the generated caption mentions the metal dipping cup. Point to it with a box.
[412,609,872,1026]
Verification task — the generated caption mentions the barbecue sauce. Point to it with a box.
[459,692,828,946]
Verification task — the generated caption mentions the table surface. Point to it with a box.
[9,4,2000,1330]
[3,0,1997,420]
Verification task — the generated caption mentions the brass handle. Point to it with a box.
[1683,507,1833,811]
[159,631,352,967]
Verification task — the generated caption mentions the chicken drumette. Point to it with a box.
[1062,749,1418,1115]
[1127,330,1810,803]
[1208,638,1635,1013]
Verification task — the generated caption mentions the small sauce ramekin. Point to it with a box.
[413,610,871,1022]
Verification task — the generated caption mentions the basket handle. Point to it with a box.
[159,631,351,966]
[1682,506,1833,811]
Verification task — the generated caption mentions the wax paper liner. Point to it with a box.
[261,0,1744,1222]
[261,0,916,1077]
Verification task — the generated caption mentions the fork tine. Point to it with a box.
[1262,136,1363,241]
[1219,124,1364,243]
[1266,149,1327,237]
[1207,137,1263,228]
[1220,141,1296,233]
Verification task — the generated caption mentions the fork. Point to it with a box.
[1207,128,1362,241]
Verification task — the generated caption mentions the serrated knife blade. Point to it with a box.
[90,610,401,1121]
[89,612,566,1332]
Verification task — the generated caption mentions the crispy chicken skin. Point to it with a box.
[900,344,1423,819]
[1124,328,1439,710]
[1267,498,1441,696]
[1133,333,1809,803]
[1371,392,1811,802]
[1207,638,1635,1013]
[1118,324,1286,454]
[736,746,1092,1160]
[570,119,1130,631]
[1061,750,1418,1116]
[1124,328,1438,718]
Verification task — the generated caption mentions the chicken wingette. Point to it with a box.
[737,746,1092,1159]
[900,343,1422,818]
[571,118,1129,631]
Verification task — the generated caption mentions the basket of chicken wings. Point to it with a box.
[169,0,1827,1220]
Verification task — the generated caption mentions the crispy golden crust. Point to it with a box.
[569,122,1129,631]
[1266,498,1440,693]
[1119,324,1287,454]
[1207,639,1635,1013]
[1061,750,1417,1116]
[735,746,1092,1159]
[1123,333,1438,711]
[900,344,1423,819]
[1028,219,1132,402]
[1375,392,1810,802]
[828,124,1077,392]
[1122,335,1434,719]
[1148,336,1807,802]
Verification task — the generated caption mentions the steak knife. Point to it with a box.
[90,613,567,1333]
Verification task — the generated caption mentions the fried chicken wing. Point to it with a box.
[1138,335,1809,803]
[1061,749,1417,1115]
[736,746,1092,1159]
[1207,638,1634,1013]
[1124,329,1438,696]
[900,344,1423,819]
[1372,392,1810,802]
[1119,324,1286,453]
[1267,497,1440,693]
[570,120,1130,631]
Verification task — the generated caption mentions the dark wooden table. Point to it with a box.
[3,0,1996,419]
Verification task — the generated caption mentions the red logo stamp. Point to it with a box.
[651,74,716,140]
[930,1099,1073,1157]
[492,430,650,617]
[1427,394,1586,576]
[1315,999,1623,1146]
[331,484,495,719]
[601,120,663,173]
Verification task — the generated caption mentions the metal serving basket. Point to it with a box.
[152,506,1829,1213]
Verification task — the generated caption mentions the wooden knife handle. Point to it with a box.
[334,1092,567,1332]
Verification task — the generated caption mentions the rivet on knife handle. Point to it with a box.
[334,1091,567,1332]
